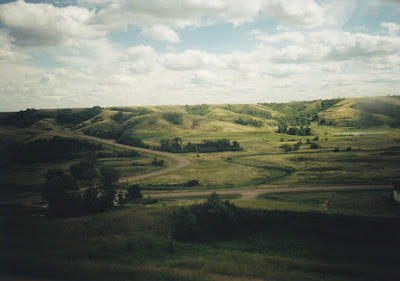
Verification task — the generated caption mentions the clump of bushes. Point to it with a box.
[126,184,143,202]
[43,165,121,218]
[235,116,263,127]
[151,158,165,166]
[163,112,183,125]
[116,131,148,148]
[185,104,209,116]
[159,138,243,153]
[185,179,200,187]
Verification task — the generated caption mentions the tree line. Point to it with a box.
[5,136,102,164]
[158,137,242,153]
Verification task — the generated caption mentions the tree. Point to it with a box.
[99,166,120,188]
[99,166,120,209]
[112,111,123,123]
[126,184,143,201]
[277,120,288,133]
[42,172,79,217]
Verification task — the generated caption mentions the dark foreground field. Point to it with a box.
[2,188,400,281]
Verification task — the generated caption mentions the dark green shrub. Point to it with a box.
[163,112,183,125]
[185,180,200,187]
[126,184,143,201]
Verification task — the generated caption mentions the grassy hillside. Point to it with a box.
[1,96,400,281]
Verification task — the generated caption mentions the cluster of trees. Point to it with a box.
[262,98,343,128]
[185,104,209,116]
[235,116,263,127]
[8,136,102,163]
[159,138,242,153]
[163,112,183,125]
[43,163,121,217]
[280,139,321,152]
[0,108,54,128]
[97,150,140,158]
[277,121,312,136]
[116,131,149,148]
[83,126,122,139]
[280,142,301,152]
[112,111,133,124]
[173,193,303,241]
[109,107,151,115]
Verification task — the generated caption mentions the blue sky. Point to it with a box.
[0,0,399,111]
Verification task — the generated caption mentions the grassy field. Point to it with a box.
[1,97,400,280]
[2,192,400,281]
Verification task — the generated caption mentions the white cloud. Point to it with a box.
[381,22,400,36]
[260,0,334,28]
[0,0,101,47]
[141,25,180,43]
[252,30,400,65]
[160,50,221,71]
[0,30,30,61]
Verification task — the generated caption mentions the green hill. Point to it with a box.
[1,96,399,144]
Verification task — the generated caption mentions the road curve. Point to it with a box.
[144,185,392,200]
[71,134,190,183]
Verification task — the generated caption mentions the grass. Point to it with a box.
[256,189,400,217]
[2,97,400,281]
[3,198,400,281]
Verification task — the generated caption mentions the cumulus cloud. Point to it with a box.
[141,25,180,43]
[381,22,400,36]
[252,30,400,65]
[260,0,334,28]
[0,0,101,46]
[0,30,30,61]
[0,0,351,48]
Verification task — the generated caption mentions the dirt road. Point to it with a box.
[72,134,190,183]
[144,185,392,200]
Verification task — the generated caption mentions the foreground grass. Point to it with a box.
[2,192,400,281]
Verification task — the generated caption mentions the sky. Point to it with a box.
[0,0,399,111]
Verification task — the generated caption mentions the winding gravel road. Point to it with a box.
[73,134,191,183]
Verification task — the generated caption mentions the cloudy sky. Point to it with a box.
[0,0,399,111]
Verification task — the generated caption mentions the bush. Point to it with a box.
[235,116,263,127]
[310,143,320,149]
[116,132,148,148]
[185,180,200,187]
[280,144,292,152]
[126,184,143,201]
[151,158,165,166]
[163,112,183,125]
[185,104,209,116]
